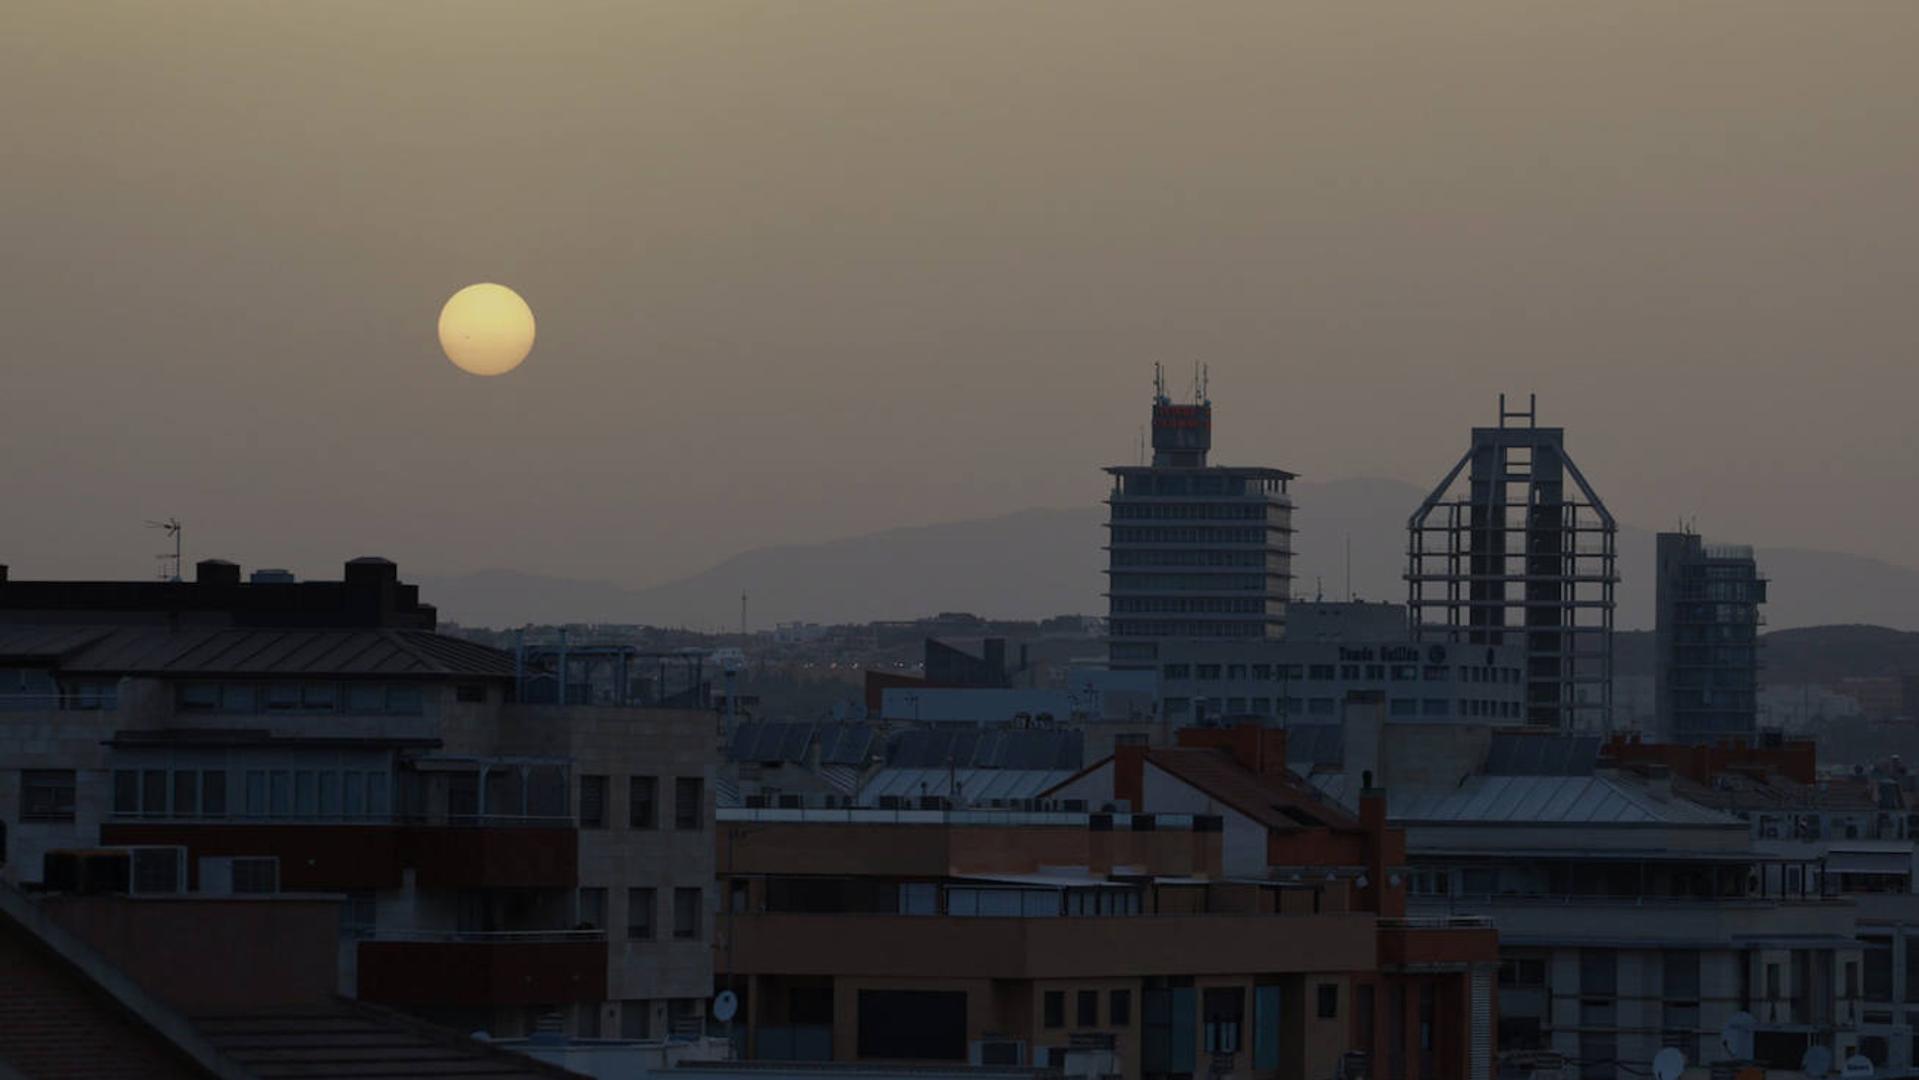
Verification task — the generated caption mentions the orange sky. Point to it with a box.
[2,2,1915,586]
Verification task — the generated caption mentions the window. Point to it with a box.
[1043,990,1065,1028]
[1308,664,1335,680]
[171,771,198,818]
[347,684,385,712]
[579,887,607,930]
[302,683,336,710]
[231,857,279,894]
[341,891,376,938]
[630,776,656,829]
[1078,989,1099,1028]
[294,771,317,816]
[342,771,365,817]
[674,777,703,830]
[1109,989,1131,1026]
[142,769,168,817]
[627,888,655,940]
[386,685,423,714]
[20,770,76,823]
[620,1001,651,1040]
[269,770,292,816]
[577,1002,602,1039]
[579,775,607,829]
[113,770,139,815]
[202,770,226,817]
[317,771,339,817]
[1203,987,1244,1055]
[673,887,701,940]
[1162,664,1190,680]
[1317,983,1339,1019]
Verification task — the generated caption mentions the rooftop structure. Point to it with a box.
[1407,395,1618,732]
[1104,368,1295,667]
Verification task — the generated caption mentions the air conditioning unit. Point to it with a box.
[199,856,280,896]
[970,1038,1025,1066]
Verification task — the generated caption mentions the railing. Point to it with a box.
[1377,915,1494,930]
[360,929,605,944]
[0,694,119,711]
[1413,893,1849,907]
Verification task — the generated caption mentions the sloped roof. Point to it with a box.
[726,722,879,766]
[1484,733,1601,776]
[858,767,1076,805]
[1146,748,1356,832]
[0,625,513,679]
[1391,774,1741,826]
[886,728,1083,771]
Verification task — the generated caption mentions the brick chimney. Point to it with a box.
[1115,739,1147,811]
[1357,777,1406,917]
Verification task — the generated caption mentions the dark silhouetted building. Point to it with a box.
[1654,531,1766,744]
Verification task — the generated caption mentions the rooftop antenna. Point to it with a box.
[1191,361,1202,404]
[146,518,183,582]
[1345,534,1353,602]
[1153,362,1168,405]
[1200,363,1210,405]
[1137,426,1146,466]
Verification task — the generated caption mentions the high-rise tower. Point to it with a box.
[1654,531,1766,744]
[1407,395,1618,730]
[1105,368,1295,668]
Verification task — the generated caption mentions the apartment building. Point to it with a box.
[0,558,718,1040]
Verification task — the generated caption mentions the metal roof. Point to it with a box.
[1391,774,1743,826]
[194,1002,573,1078]
[885,728,1083,771]
[1483,733,1601,776]
[1283,724,1344,768]
[726,722,879,766]
[858,767,1075,805]
[0,625,514,679]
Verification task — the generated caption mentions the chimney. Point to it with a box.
[1358,780,1405,917]
[195,559,241,586]
[1115,739,1147,811]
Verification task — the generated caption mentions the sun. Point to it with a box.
[438,283,536,376]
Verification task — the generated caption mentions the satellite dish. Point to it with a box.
[1803,1045,1834,1078]
[1721,1011,1757,1061]
[1841,1055,1875,1079]
[1652,1047,1686,1080]
[713,989,739,1023]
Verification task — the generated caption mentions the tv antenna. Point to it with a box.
[1153,362,1168,405]
[1651,1047,1686,1080]
[146,518,183,582]
[1802,1045,1834,1078]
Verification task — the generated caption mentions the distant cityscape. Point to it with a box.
[2,382,1918,1080]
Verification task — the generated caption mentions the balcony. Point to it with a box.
[1375,916,1498,969]
[99,821,578,891]
[356,930,606,1007]
[1408,895,1855,948]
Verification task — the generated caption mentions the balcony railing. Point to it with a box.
[361,929,604,944]
[1377,915,1494,930]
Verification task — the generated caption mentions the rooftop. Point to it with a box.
[0,625,514,680]
[1362,773,1742,827]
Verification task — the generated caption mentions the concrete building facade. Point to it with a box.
[1106,375,1295,668]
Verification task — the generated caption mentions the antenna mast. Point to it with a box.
[146,518,183,582]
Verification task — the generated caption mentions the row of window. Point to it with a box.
[1110,549,1274,568]
[1110,503,1277,521]
[1109,527,1274,544]
[578,775,703,831]
[1164,696,1523,721]
[1043,988,1132,1029]
[1112,597,1274,615]
[177,681,441,716]
[1114,475,1286,497]
[111,767,391,820]
[1162,662,1521,685]
[1108,573,1273,592]
[1111,621,1272,639]
[577,885,703,942]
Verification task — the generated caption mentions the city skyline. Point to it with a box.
[5,2,1918,589]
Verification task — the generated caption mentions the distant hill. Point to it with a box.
[419,478,1919,632]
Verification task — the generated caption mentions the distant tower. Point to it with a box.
[1104,366,1295,668]
[1407,396,1618,731]
[1655,531,1765,744]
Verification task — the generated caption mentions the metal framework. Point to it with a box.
[1407,395,1617,731]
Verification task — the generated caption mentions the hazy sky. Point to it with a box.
[4,2,1915,589]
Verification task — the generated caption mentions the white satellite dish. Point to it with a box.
[1802,1045,1834,1078]
[1652,1046,1687,1080]
[1841,1054,1875,1079]
[713,989,740,1023]
[1721,1011,1757,1061]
